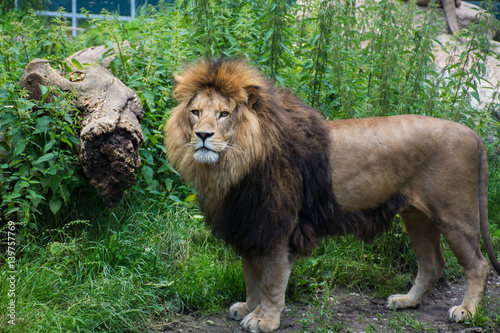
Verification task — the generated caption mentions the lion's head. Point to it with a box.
[164,59,272,196]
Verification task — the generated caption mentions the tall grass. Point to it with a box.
[0,206,244,332]
[1,0,500,331]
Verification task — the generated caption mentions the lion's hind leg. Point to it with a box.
[387,207,445,310]
[439,222,490,322]
[447,251,489,322]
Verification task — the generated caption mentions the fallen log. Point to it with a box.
[19,45,143,208]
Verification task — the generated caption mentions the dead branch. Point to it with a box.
[19,45,143,208]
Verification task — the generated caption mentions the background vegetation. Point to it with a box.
[1,0,500,331]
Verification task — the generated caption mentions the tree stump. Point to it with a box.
[19,45,144,208]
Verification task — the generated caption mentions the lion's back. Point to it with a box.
[326,114,483,211]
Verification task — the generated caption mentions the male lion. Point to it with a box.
[164,59,500,332]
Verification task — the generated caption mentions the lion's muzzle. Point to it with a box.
[193,131,220,164]
[195,131,214,142]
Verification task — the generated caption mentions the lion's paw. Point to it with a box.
[229,302,251,321]
[387,294,419,309]
[241,307,280,333]
[448,305,473,322]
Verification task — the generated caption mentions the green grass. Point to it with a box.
[386,313,436,332]
[464,285,500,331]
[0,206,244,332]
[291,223,416,299]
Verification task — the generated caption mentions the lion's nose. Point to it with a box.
[196,132,214,142]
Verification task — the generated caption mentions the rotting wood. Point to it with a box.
[19,45,143,208]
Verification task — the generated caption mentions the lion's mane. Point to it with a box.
[165,59,408,257]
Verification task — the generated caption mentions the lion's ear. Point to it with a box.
[172,74,185,101]
[245,86,259,108]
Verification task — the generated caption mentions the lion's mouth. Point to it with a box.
[196,147,215,153]
[193,147,219,164]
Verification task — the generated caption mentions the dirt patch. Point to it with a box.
[154,270,500,332]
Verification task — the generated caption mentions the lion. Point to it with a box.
[164,59,500,332]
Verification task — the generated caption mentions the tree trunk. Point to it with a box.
[19,45,143,208]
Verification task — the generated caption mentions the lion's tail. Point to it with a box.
[479,140,500,275]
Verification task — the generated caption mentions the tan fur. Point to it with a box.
[165,85,264,204]
[164,59,499,332]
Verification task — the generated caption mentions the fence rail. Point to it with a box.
[15,0,156,36]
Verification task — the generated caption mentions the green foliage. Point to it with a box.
[0,0,51,14]
[0,11,92,227]
[488,158,500,253]
[0,208,242,332]
[1,0,500,331]
[291,219,416,298]
[464,294,500,332]
[386,312,435,332]
[298,284,349,333]
[0,88,85,225]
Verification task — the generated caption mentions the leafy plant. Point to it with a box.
[0,0,51,14]
[464,294,500,332]
[299,283,348,333]
[387,312,434,332]
[0,87,85,226]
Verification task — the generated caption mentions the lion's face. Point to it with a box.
[164,60,264,195]
[187,90,235,164]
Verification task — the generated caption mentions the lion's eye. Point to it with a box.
[191,110,200,117]
[219,111,229,118]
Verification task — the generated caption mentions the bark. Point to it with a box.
[19,45,143,208]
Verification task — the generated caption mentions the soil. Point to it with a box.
[153,270,500,333]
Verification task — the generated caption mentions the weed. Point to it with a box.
[387,312,436,332]
[298,283,350,332]
[464,295,500,332]
[0,88,85,225]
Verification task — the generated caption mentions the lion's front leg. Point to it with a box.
[234,246,294,333]
[229,256,263,320]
